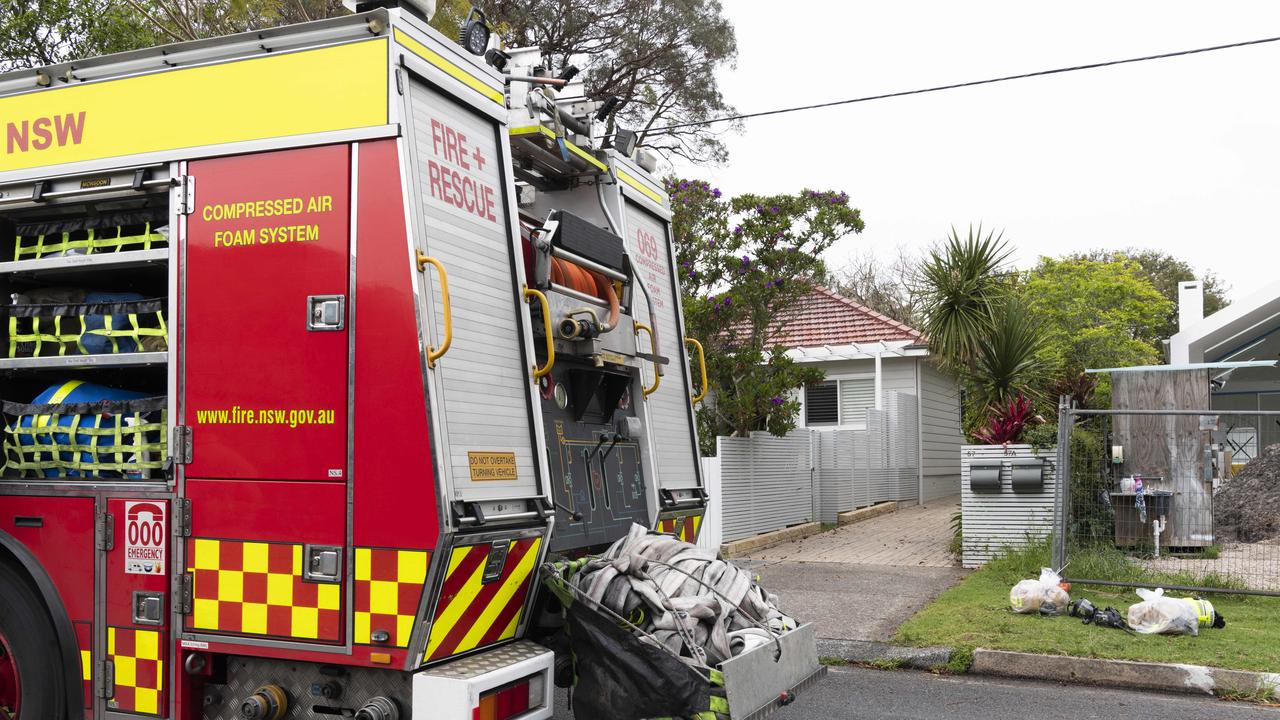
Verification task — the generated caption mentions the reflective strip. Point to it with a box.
[354,547,430,647]
[35,379,84,427]
[424,537,543,663]
[0,40,388,174]
[185,538,342,641]
[394,27,504,105]
[107,626,164,715]
[509,125,610,172]
[616,167,665,205]
[656,513,704,543]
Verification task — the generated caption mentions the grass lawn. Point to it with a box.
[895,543,1280,673]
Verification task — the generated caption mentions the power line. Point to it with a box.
[641,34,1280,137]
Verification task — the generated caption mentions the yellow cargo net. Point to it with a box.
[14,221,167,260]
[8,298,168,357]
[2,398,167,478]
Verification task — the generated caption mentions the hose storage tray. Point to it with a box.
[8,298,167,357]
[2,396,167,478]
[542,532,826,720]
[719,623,825,720]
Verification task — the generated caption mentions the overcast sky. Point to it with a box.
[669,0,1280,301]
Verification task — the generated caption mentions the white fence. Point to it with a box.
[960,444,1057,568]
[711,392,921,543]
[697,455,723,552]
[717,432,815,542]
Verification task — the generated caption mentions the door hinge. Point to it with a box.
[180,573,194,615]
[175,175,195,215]
[176,497,192,538]
[95,659,115,699]
[173,425,193,465]
[95,511,114,551]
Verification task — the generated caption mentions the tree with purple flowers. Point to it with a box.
[666,178,864,451]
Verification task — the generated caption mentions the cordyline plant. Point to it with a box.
[970,394,1043,445]
[667,179,864,451]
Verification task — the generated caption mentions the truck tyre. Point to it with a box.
[0,561,66,720]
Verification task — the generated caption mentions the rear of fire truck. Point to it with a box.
[0,1,724,718]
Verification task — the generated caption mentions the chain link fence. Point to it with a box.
[1053,403,1280,596]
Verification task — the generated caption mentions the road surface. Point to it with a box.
[554,665,1280,719]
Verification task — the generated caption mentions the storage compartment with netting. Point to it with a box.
[7,293,167,357]
[2,382,167,479]
[7,209,169,261]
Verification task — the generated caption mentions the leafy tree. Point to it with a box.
[668,179,864,448]
[118,0,347,42]
[2,0,351,68]
[1020,256,1171,403]
[1073,248,1229,340]
[470,0,739,164]
[0,0,156,70]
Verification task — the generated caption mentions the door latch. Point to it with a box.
[307,295,345,331]
[481,541,509,584]
[132,591,165,625]
[303,545,343,583]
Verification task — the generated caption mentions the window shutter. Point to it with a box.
[805,382,839,425]
[839,378,875,428]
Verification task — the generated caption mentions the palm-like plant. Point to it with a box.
[917,225,1014,375]
[971,298,1050,410]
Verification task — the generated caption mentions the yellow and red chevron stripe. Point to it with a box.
[354,547,430,647]
[107,627,164,716]
[423,537,542,663]
[656,514,703,544]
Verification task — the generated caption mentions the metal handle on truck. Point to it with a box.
[635,323,660,397]
[416,252,453,368]
[523,286,555,379]
[686,337,708,404]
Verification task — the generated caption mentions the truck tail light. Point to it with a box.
[472,672,543,720]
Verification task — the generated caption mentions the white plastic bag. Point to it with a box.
[1009,567,1070,614]
[1126,588,1213,635]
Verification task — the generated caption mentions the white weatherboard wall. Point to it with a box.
[961,445,1057,569]
[920,362,964,502]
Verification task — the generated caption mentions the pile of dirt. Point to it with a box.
[1215,443,1280,542]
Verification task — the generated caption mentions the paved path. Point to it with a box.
[748,496,961,567]
[737,495,965,642]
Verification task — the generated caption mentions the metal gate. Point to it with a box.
[1053,400,1280,596]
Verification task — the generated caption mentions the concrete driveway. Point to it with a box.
[739,496,966,642]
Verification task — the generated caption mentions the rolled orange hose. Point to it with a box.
[549,256,620,331]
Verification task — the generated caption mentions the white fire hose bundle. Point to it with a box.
[568,523,797,668]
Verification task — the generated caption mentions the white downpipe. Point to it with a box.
[874,353,883,410]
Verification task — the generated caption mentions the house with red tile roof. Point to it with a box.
[780,286,963,503]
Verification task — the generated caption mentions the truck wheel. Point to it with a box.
[0,562,65,720]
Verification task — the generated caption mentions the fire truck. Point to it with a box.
[0,2,713,717]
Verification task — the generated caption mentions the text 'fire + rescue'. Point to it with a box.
[427,118,496,223]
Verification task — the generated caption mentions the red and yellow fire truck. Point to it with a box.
[0,2,710,717]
